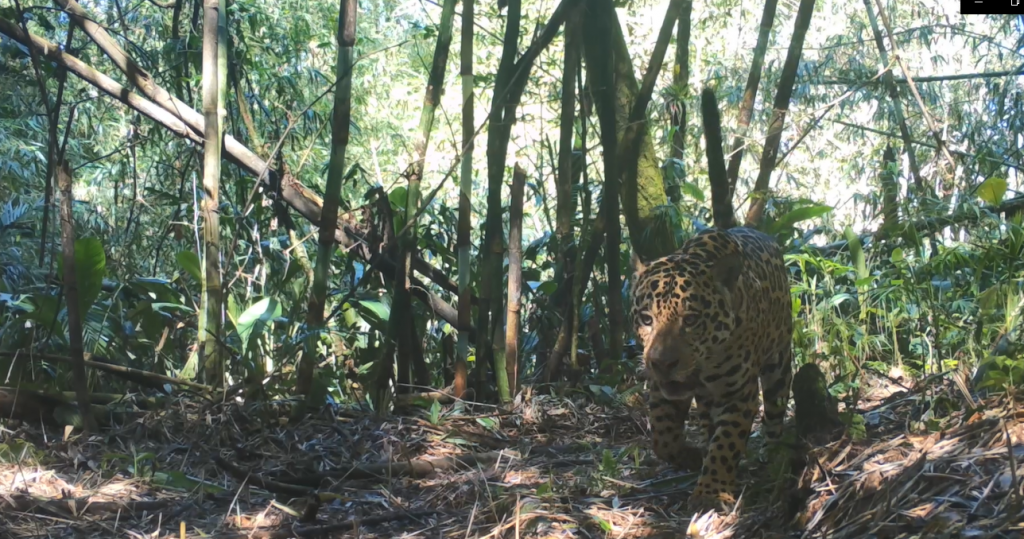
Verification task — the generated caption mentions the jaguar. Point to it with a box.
[630,226,793,511]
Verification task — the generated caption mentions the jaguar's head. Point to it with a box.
[629,230,743,399]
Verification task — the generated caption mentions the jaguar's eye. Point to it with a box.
[683,313,700,326]
[638,312,654,327]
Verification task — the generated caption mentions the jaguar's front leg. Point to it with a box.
[687,379,759,512]
[648,388,702,471]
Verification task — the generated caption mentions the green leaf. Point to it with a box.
[342,303,361,327]
[357,300,390,322]
[593,516,613,532]
[855,277,875,288]
[64,237,106,314]
[600,449,617,475]
[0,293,34,313]
[679,182,705,202]
[26,294,59,326]
[227,294,240,329]
[236,298,282,356]
[767,204,832,235]
[389,186,409,230]
[429,399,442,425]
[53,404,86,428]
[150,302,195,314]
[978,284,1004,314]
[0,440,43,464]
[536,281,558,296]
[843,226,868,281]
[890,247,904,264]
[475,416,499,431]
[176,251,203,283]
[977,177,1007,206]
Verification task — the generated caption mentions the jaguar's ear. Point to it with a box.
[713,252,742,293]
[630,250,647,275]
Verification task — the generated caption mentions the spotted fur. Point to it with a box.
[630,226,793,511]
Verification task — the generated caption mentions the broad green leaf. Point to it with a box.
[53,404,86,428]
[600,449,618,475]
[0,293,34,312]
[389,186,409,230]
[150,303,195,314]
[1007,292,1021,328]
[829,293,854,307]
[0,440,43,464]
[66,237,106,314]
[236,298,282,356]
[357,300,390,321]
[429,398,442,425]
[227,294,240,329]
[978,284,1004,314]
[767,204,832,235]
[855,277,875,288]
[536,281,558,296]
[130,278,181,304]
[890,247,904,264]
[475,416,499,431]
[977,177,1007,206]
[680,182,705,202]
[176,250,203,283]
[342,303,360,327]
[25,294,59,326]
[179,349,199,380]
[843,226,868,281]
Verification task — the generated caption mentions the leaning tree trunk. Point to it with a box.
[454,0,475,399]
[862,0,924,195]
[57,160,96,433]
[665,0,692,203]
[0,17,470,341]
[869,0,956,193]
[581,0,679,262]
[702,88,733,229]
[198,0,225,388]
[603,0,680,363]
[391,0,458,392]
[553,9,579,310]
[744,0,817,229]
[478,0,580,400]
[478,0,523,402]
[582,0,626,371]
[297,0,357,396]
[724,0,779,199]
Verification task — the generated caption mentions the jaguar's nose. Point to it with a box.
[649,356,680,374]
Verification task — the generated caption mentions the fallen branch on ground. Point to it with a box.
[0,386,147,427]
[277,451,505,487]
[0,351,212,392]
[213,454,317,496]
[0,494,174,517]
[207,509,443,539]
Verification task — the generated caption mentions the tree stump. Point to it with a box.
[792,362,843,441]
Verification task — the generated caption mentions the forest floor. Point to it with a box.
[1,372,1022,538]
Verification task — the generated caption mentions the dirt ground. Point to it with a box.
[2,374,1022,538]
